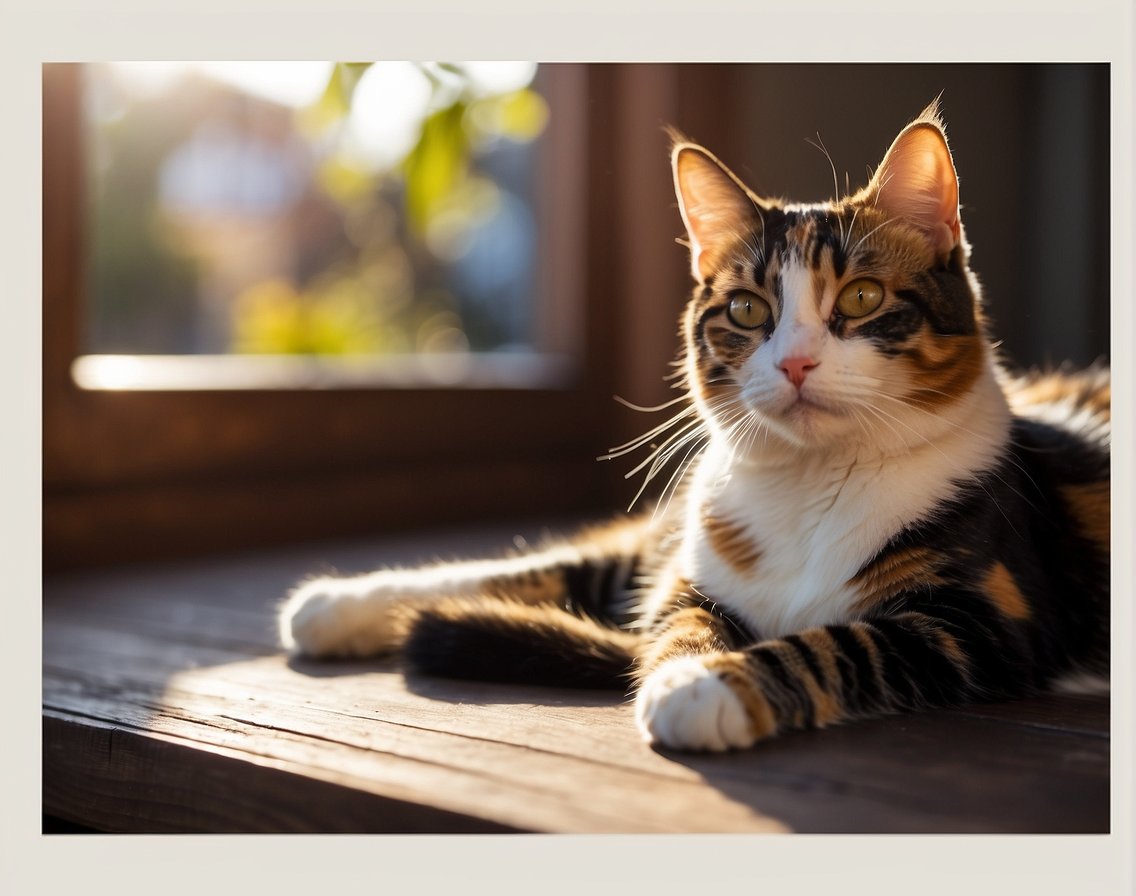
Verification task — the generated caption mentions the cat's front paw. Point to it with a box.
[279,576,405,659]
[635,656,757,752]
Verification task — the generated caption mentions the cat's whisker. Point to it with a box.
[849,214,902,256]
[807,131,844,214]
[649,433,710,520]
[855,398,1026,538]
[868,390,1046,506]
[622,419,704,480]
[613,393,691,413]
[842,206,860,255]
[601,406,698,459]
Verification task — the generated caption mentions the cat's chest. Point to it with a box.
[677,453,928,638]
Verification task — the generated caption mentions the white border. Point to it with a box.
[5,2,1132,894]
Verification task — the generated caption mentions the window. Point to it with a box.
[44,63,632,569]
[78,62,576,390]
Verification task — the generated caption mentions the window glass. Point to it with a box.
[83,62,550,367]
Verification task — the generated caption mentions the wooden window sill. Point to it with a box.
[42,521,1109,833]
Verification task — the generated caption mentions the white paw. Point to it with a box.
[635,656,755,752]
[278,576,404,658]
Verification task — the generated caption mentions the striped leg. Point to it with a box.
[637,609,988,752]
[634,605,756,751]
[279,517,647,659]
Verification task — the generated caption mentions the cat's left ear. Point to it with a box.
[673,143,761,283]
[867,108,961,259]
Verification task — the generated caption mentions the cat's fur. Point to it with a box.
[279,102,1110,752]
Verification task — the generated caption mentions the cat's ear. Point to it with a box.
[867,104,961,258]
[673,143,760,283]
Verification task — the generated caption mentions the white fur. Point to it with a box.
[1050,672,1110,696]
[1017,398,1110,446]
[635,656,754,751]
[661,255,1013,638]
[280,548,586,658]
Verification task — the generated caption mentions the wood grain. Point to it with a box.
[42,528,1110,833]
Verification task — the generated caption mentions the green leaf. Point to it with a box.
[401,100,470,236]
[299,62,374,134]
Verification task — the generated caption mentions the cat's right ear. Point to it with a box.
[673,144,759,284]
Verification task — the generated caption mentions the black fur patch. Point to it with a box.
[405,606,635,691]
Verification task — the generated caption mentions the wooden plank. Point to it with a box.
[42,532,1111,833]
[941,694,1109,737]
[43,714,522,833]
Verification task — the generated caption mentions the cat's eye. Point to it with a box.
[726,291,771,329]
[835,279,885,318]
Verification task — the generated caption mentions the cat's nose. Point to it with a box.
[779,356,818,388]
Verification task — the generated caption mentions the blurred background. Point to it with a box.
[43,63,1110,569]
[83,62,550,362]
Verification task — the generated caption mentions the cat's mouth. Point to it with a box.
[781,390,834,417]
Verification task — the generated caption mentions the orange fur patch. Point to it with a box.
[850,624,887,695]
[640,606,731,676]
[768,640,844,728]
[702,506,762,574]
[903,331,984,410]
[1060,482,1110,554]
[983,562,1031,620]
[797,628,842,691]
[851,545,944,612]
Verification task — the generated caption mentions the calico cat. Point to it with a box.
[279,102,1110,752]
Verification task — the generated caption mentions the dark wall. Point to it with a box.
[666,63,1109,371]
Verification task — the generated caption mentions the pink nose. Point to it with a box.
[779,356,818,388]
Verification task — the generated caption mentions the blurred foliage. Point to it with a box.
[88,62,548,358]
[403,100,470,235]
[233,62,548,356]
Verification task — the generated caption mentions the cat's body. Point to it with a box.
[279,103,1109,752]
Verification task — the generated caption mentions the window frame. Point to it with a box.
[43,63,741,569]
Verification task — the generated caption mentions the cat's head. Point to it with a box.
[673,102,999,458]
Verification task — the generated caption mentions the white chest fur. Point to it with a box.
[675,381,1010,638]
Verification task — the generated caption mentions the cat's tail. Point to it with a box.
[403,599,642,691]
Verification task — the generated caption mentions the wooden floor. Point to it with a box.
[42,522,1110,834]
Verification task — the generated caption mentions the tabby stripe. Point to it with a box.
[828,624,884,711]
[710,654,778,739]
[862,623,923,708]
[846,306,924,345]
[874,617,970,705]
[691,304,726,352]
[783,633,825,687]
[796,628,844,694]
[851,544,944,611]
[707,327,760,366]
[811,267,827,312]
[893,287,934,319]
[781,636,844,727]
[751,647,816,730]
[639,607,733,677]
[904,595,1024,697]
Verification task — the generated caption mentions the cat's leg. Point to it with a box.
[633,604,758,751]
[637,602,1009,752]
[279,517,647,659]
